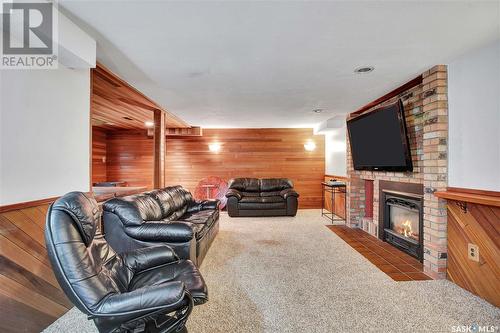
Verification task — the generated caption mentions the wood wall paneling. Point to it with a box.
[92,127,108,184]
[166,129,325,208]
[446,200,500,307]
[106,130,154,189]
[0,203,72,333]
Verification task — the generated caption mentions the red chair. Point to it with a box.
[194,176,228,209]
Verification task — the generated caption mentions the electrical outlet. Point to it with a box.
[467,243,479,262]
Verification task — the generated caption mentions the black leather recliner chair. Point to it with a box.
[45,192,208,333]
[225,178,299,217]
[103,186,219,266]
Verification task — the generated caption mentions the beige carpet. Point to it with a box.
[45,210,499,333]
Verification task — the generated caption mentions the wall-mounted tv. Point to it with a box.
[347,100,413,172]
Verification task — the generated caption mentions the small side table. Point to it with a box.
[321,182,347,224]
[201,184,217,199]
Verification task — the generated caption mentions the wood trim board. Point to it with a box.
[434,190,500,208]
[349,75,423,119]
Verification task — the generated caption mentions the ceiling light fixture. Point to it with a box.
[313,109,323,114]
[145,121,154,128]
[304,141,316,152]
[354,66,374,74]
[208,142,221,153]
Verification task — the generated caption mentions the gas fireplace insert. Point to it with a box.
[381,190,423,260]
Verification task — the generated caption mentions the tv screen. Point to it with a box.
[347,100,413,171]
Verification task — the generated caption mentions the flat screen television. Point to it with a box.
[347,100,413,171]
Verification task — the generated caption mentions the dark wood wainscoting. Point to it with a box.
[0,203,73,333]
[446,200,500,307]
[166,128,325,208]
[435,188,500,307]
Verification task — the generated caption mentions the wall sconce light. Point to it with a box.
[209,142,221,153]
[304,141,316,151]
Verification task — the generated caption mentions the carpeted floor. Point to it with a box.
[44,210,499,333]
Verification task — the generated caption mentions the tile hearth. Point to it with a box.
[327,225,432,281]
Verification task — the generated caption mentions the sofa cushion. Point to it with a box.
[260,178,293,192]
[181,210,216,227]
[168,186,195,208]
[241,191,260,197]
[165,207,188,222]
[239,196,286,210]
[228,178,260,192]
[150,186,193,219]
[260,191,281,197]
[124,193,163,221]
[239,197,261,203]
[240,196,283,203]
[148,189,175,217]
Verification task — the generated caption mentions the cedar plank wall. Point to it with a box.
[92,127,108,183]
[0,204,73,333]
[447,200,500,307]
[106,130,154,189]
[166,128,325,208]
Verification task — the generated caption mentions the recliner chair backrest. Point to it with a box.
[45,192,126,315]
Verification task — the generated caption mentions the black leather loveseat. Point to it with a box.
[103,186,219,266]
[225,178,299,217]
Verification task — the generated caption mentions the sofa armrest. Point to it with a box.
[187,199,220,213]
[122,245,179,274]
[225,189,242,200]
[126,222,194,243]
[97,281,186,316]
[103,198,143,226]
[280,188,299,199]
[201,199,220,210]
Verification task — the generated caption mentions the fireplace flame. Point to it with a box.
[402,220,413,238]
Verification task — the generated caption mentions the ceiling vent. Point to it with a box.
[354,66,374,74]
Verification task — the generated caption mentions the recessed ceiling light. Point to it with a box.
[145,121,154,128]
[354,66,374,74]
[313,109,323,114]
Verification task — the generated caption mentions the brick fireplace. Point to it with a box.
[346,65,448,279]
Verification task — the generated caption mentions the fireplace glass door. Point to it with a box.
[389,205,419,241]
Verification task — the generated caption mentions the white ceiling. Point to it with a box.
[60,1,499,128]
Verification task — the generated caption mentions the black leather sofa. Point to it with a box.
[225,178,299,217]
[103,186,219,266]
[45,192,207,333]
